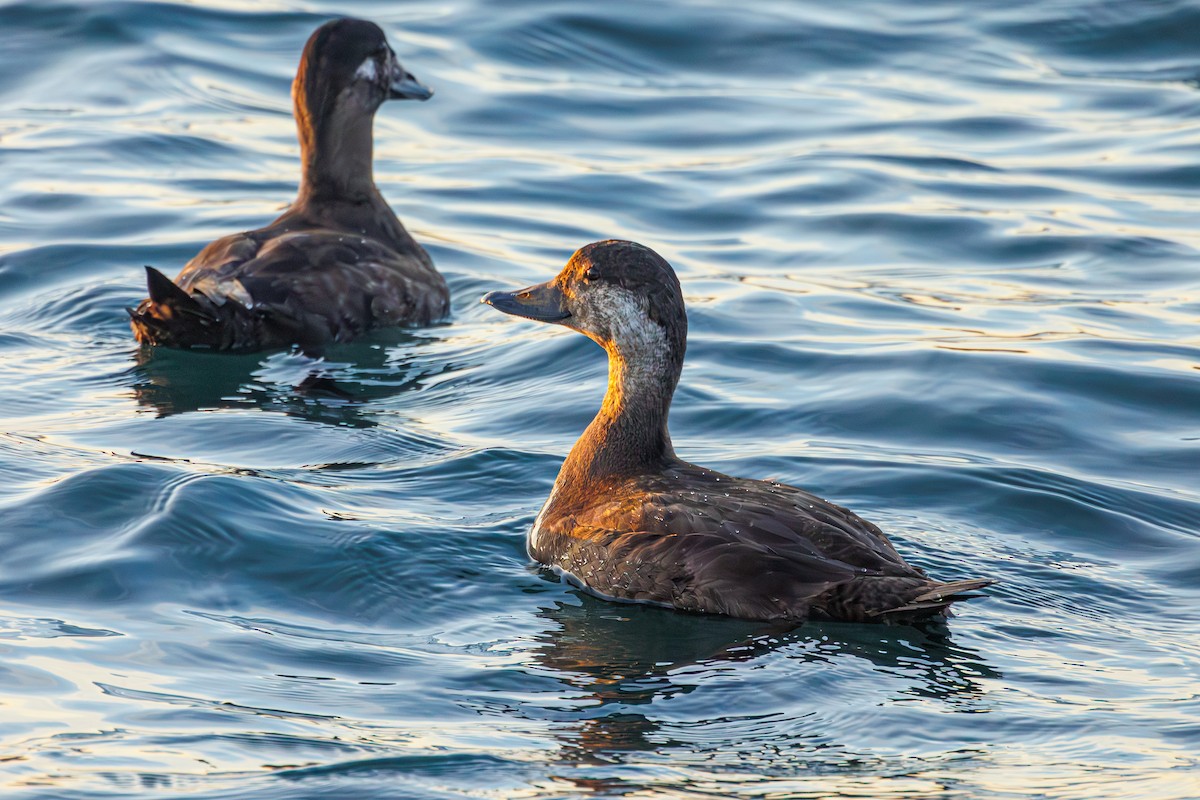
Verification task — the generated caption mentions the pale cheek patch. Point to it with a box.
[579,285,670,392]
[355,57,377,82]
[583,286,664,348]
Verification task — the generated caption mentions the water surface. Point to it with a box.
[1,1,1198,798]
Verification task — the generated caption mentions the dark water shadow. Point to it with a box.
[126,332,450,428]
[526,594,999,792]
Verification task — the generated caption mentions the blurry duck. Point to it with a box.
[129,18,448,352]
[483,240,992,624]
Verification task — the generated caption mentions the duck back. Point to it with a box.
[533,464,989,623]
[130,207,448,351]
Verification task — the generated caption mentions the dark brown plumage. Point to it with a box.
[129,18,448,352]
[483,240,992,624]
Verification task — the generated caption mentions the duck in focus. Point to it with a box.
[129,18,449,352]
[483,240,992,624]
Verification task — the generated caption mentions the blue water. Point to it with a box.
[1,1,1198,797]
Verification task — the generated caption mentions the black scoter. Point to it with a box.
[129,18,448,351]
[483,240,992,624]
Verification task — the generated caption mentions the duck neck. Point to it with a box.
[294,89,380,204]
[562,338,683,484]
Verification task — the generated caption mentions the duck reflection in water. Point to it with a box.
[525,593,999,791]
[127,336,445,427]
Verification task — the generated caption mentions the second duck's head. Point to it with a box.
[483,240,688,368]
[294,18,431,129]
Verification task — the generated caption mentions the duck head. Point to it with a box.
[485,241,688,475]
[483,240,687,366]
[293,18,431,198]
[296,18,431,114]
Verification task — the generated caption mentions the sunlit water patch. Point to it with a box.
[1,0,1198,798]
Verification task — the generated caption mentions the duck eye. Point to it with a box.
[583,267,598,283]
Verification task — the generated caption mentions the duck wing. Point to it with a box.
[130,229,448,350]
[546,523,852,621]
[607,468,917,575]
[538,468,991,623]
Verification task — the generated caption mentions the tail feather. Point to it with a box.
[817,574,994,623]
[910,578,993,604]
[131,266,233,348]
[871,577,995,620]
[145,266,204,313]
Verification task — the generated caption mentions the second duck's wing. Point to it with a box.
[135,229,448,350]
[195,230,448,329]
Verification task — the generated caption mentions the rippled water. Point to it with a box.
[1,1,1198,797]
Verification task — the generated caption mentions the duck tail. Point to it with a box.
[871,577,995,622]
[129,266,230,349]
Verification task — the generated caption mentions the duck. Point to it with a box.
[483,240,992,624]
[129,18,449,352]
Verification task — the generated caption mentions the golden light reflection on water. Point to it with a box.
[13,180,288,213]
[960,751,1199,800]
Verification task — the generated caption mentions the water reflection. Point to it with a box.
[127,335,447,427]
[527,594,999,792]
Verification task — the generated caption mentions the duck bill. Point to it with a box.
[389,64,432,101]
[482,281,571,323]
